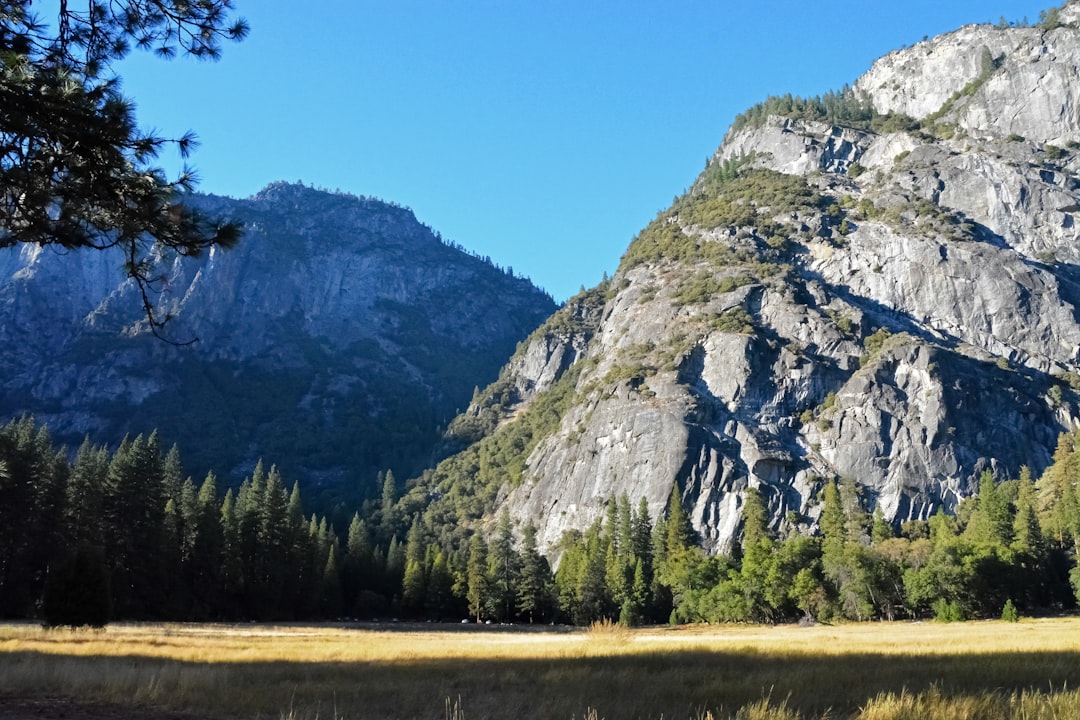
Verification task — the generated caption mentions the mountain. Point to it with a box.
[0,182,556,500]
[408,3,1080,555]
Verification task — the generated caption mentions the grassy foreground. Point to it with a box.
[3,619,1080,719]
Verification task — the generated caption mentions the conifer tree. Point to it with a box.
[379,470,399,540]
[466,533,489,622]
[0,418,66,617]
[342,513,373,614]
[737,486,775,622]
[424,548,456,620]
[218,488,244,617]
[488,509,520,622]
[1014,467,1044,557]
[385,535,406,602]
[105,432,167,618]
[255,465,290,618]
[65,438,109,548]
[964,469,1012,548]
[188,472,222,618]
[320,544,343,618]
[517,523,551,623]
[401,517,427,615]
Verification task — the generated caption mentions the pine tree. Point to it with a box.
[424,549,456,620]
[385,535,406,601]
[737,486,776,622]
[820,480,846,584]
[517,523,551,623]
[466,533,489,622]
[575,522,613,624]
[188,472,222,619]
[104,432,167,618]
[664,484,695,556]
[320,544,343,618]
[342,513,373,614]
[617,494,634,561]
[401,517,427,615]
[964,469,1012,548]
[65,438,109,548]
[379,470,399,540]
[0,1,247,332]
[255,465,291,619]
[488,509,520,622]
[218,489,244,618]
[1013,467,1044,557]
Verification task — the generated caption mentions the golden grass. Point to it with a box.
[2,619,1080,719]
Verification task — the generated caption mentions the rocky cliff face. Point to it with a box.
[420,3,1080,554]
[0,183,556,493]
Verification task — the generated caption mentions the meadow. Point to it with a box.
[3,619,1080,719]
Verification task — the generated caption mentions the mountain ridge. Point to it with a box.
[0,183,557,499]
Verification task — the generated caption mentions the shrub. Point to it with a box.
[932,598,964,622]
[711,307,755,334]
[864,327,892,357]
[1001,599,1019,622]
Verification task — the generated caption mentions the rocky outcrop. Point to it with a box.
[0,183,556,490]
[425,4,1080,555]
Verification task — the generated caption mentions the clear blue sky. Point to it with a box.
[117,1,1053,302]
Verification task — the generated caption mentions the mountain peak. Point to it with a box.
[413,4,1080,555]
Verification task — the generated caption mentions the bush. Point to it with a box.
[1001,599,1019,622]
[932,598,964,622]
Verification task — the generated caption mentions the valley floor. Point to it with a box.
[2,619,1080,719]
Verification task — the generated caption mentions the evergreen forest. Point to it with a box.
[6,414,1080,628]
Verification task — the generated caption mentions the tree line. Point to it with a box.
[5,414,1080,626]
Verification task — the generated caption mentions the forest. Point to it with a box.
[3,413,1080,627]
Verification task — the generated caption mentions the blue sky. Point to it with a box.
[118,1,1053,302]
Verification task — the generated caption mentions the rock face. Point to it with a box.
[0,183,556,492]
[424,4,1080,554]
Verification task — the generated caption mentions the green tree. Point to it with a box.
[0,2,247,333]
[64,438,110,548]
[187,472,222,619]
[424,549,456,620]
[342,513,373,614]
[964,470,1012,548]
[737,487,776,622]
[517,523,552,623]
[379,470,400,541]
[104,432,167,618]
[401,517,427,615]
[0,418,66,617]
[488,509,520,622]
[218,488,244,617]
[465,533,489,622]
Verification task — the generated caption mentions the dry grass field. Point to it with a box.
[2,618,1080,719]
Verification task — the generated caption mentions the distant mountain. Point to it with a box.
[0,182,556,503]
[407,3,1080,554]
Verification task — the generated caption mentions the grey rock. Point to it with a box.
[441,8,1080,555]
[0,183,556,489]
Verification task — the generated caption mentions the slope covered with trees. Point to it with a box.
[6,413,1080,626]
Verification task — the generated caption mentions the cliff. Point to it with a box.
[414,3,1080,554]
[0,183,557,494]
